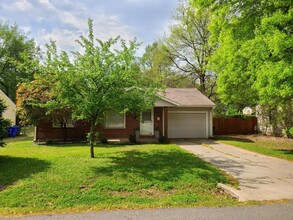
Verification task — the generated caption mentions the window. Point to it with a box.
[142,111,152,122]
[105,111,125,129]
[52,119,75,128]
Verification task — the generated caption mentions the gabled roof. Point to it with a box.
[0,90,16,107]
[157,88,215,107]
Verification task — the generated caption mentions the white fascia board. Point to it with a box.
[155,96,180,107]
[178,105,215,108]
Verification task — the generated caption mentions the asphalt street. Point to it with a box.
[1,202,293,220]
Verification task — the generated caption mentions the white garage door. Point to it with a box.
[168,112,207,138]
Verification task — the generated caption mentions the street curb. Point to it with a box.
[217,183,240,200]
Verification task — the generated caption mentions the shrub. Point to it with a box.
[0,99,11,147]
[158,136,168,144]
[128,134,136,143]
[45,139,53,145]
[100,136,108,144]
[287,127,293,138]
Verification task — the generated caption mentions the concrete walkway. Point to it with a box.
[175,139,293,201]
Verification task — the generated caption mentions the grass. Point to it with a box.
[0,139,238,216]
[214,135,293,161]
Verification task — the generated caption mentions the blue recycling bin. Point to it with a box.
[8,126,19,137]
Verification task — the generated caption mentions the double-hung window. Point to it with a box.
[105,111,125,129]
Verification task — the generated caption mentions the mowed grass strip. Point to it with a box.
[214,136,293,161]
[0,140,237,216]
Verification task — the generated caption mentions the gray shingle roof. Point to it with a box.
[159,88,215,107]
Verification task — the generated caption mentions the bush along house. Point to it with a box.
[35,88,215,142]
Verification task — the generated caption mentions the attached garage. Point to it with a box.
[168,111,208,138]
[156,88,215,139]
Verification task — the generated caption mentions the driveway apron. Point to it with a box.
[175,139,293,201]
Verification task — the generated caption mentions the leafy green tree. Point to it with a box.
[191,0,292,133]
[141,42,193,88]
[0,21,40,102]
[51,19,160,158]
[17,40,79,141]
[0,99,11,147]
[140,42,169,85]
[162,0,216,98]
[17,72,73,142]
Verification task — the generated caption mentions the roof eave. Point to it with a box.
[156,95,180,106]
[178,105,216,108]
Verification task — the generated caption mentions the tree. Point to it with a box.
[0,99,11,147]
[51,19,160,158]
[17,41,76,141]
[140,42,193,88]
[0,21,40,102]
[162,0,216,98]
[192,0,293,133]
[140,42,170,86]
[16,73,73,142]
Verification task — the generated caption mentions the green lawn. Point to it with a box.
[0,139,237,216]
[214,136,293,161]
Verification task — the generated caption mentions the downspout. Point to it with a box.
[34,126,37,142]
[162,107,165,136]
[210,107,214,137]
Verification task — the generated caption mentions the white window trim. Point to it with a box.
[104,112,126,129]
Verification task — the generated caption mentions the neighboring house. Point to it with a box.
[255,105,274,135]
[35,88,215,141]
[242,106,253,115]
[0,90,16,125]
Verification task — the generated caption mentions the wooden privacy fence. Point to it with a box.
[213,117,257,135]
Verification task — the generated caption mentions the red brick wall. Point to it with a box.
[36,113,141,141]
[163,107,168,137]
[36,120,90,141]
[36,109,166,141]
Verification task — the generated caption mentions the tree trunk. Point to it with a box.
[199,74,206,95]
[89,119,96,158]
[61,124,67,142]
[90,141,95,158]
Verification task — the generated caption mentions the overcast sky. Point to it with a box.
[0,0,178,56]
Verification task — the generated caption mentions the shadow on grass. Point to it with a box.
[42,143,134,148]
[214,135,254,143]
[37,141,136,148]
[95,143,154,148]
[43,142,159,149]
[275,149,293,155]
[93,149,228,184]
[0,156,51,190]
[4,136,33,143]
[35,142,88,148]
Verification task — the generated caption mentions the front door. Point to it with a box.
[140,110,153,136]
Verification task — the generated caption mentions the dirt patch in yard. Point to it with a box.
[108,188,177,198]
[219,135,293,150]
[0,185,7,192]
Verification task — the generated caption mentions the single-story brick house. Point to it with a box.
[35,88,215,141]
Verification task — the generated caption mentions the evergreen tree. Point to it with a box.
[0,99,11,147]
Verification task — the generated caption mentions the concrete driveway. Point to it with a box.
[175,139,293,201]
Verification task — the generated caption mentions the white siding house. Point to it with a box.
[0,90,16,125]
